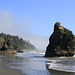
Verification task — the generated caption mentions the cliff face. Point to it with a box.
[44,22,75,57]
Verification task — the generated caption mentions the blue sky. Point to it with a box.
[0,0,75,50]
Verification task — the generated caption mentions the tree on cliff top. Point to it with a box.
[0,33,35,50]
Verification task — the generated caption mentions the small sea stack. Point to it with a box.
[44,22,75,57]
[0,38,17,55]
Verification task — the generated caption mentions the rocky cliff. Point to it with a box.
[0,38,17,55]
[0,33,35,50]
[44,22,75,57]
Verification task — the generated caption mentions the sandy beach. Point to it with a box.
[0,61,25,75]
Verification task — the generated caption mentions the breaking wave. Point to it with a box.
[46,57,75,72]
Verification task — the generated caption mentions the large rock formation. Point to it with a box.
[44,22,75,57]
[0,38,17,55]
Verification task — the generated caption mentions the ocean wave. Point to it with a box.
[59,57,67,58]
[15,52,25,56]
[46,59,75,72]
[73,55,75,57]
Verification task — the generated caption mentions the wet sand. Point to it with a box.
[0,61,25,75]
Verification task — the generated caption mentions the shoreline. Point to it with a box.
[0,61,25,75]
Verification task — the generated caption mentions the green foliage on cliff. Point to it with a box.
[0,37,4,42]
[0,33,35,50]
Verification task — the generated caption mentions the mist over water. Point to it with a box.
[0,50,75,75]
[7,50,50,75]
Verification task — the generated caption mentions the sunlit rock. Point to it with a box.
[44,22,75,57]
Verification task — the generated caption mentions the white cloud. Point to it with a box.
[0,10,48,50]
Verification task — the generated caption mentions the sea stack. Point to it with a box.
[44,22,75,57]
[0,38,17,55]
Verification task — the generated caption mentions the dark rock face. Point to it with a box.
[17,49,24,53]
[7,38,14,50]
[44,22,75,57]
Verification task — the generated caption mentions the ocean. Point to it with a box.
[0,50,75,75]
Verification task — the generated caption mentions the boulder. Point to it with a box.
[17,49,24,53]
[44,22,75,57]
